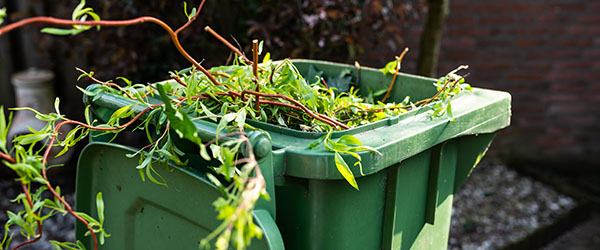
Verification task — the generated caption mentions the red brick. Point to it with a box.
[517,61,553,71]
[553,61,590,70]
[516,38,553,48]
[446,16,478,26]
[542,93,580,103]
[547,104,589,114]
[557,38,594,47]
[447,27,489,37]
[513,104,545,114]
[550,82,588,91]
[509,3,549,13]
[507,73,544,82]
[558,115,598,126]
[588,2,600,11]
[474,62,513,71]
[477,39,514,48]
[479,16,517,25]
[580,93,600,102]
[441,38,476,48]
[515,116,546,127]
[535,136,574,148]
[578,15,600,24]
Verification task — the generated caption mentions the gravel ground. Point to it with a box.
[448,160,577,250]
[0,159,579,249]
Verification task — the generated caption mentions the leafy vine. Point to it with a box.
[0,1,470,250]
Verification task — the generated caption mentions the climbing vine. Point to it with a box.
[0,1,470,250]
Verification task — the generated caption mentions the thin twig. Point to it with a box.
[240,90,349,129]
[174,0,206,35]
[252,40,260,111]
[204,26,251,64]
[381,48,409,103]
[76,68,139,100]
[170,74,187,87]
[0,2,226,91]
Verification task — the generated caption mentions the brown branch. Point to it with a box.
[204,26,251,64]
[41,167,98,250]
[174,0,206,35]
[139,121,170,151]
[320,78,328,89]
[240,90,349,129]
[0,151,15,163]
[170,74,187,87]
[381,48,409,103]
[37,104,160,250]
[76,68,139,100]
[0,5,225,90]
[419,78,451,107]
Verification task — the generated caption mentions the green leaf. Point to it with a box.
[234,109,246,131]
[0,8,7,25]
[334,153,358,190]
[189,8,197,21]
[0,106,12,152]
[41,28,76,36]
[54,97,61,116]
[6,211,26,228]
[108,104,133,124]
[308,134,326,149]
[72,0,87,20]
[336,134,362,146]
[262,52,271,65]
[15,133,48,145]
[96,192,104,225]
[156,84,203,147]
[258,40,264,55]
[84,105,92,125]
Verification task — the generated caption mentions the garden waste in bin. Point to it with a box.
[76,59,511,250]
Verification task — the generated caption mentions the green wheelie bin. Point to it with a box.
[76,59,511,249]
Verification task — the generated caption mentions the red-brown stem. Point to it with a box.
[320,78,328,89]
[76,68,139,100]
[170,74,187,87]
[204,26,251,64]
[419,78,451,108]
[139,122,170,151]
[12,183,43,250]
[38,105,159,250]
[252,40,260,111]
[381,48,409,103]
[0,4,224,90]
[41,167,98,250]
[241,90,349,129]
[0,145,43,250]
[0,151,15,163]
[174,0,206,35]
[44,106,157,163]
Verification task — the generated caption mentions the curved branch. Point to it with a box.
[381,48,409,103]
[0,3,224,90]
[174,0,206,35]
[241,90,349,129]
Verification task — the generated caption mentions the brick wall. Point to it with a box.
[360,0,600,167]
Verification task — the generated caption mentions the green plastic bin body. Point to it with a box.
[78,59,511,249]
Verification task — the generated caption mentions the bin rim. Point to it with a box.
[82,59,511,180]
